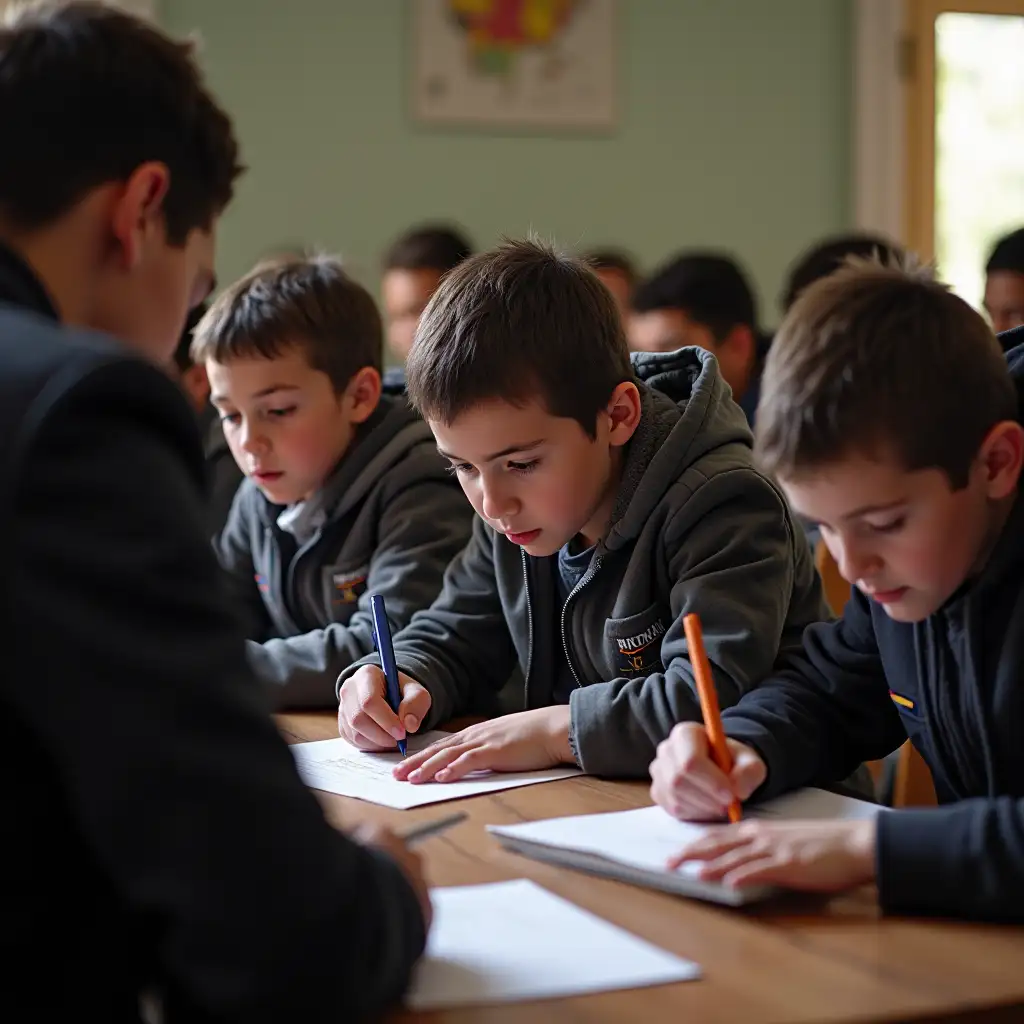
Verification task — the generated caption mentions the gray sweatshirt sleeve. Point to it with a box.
[569,470,829,777]
[250,480,473,708]
[213,485,275,642]
[337,514,518,727]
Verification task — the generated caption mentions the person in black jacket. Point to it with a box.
[649,261,1024,922]
[0,3,428,1019]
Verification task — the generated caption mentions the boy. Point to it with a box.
[630,251,765,425]
[649,262,1024,922]
[1,2,428,1018]
[779,232,902,314]
[584,247,637,317]
[337,239,828,781]
[984,226,1024,339]
[381,223,473,390]
[171,301,244,535]
[195,255,474,708]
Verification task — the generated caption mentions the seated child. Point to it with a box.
[630,251,764,426]
[193,255,474,707]
[779,232,903,314]
[650,261,1024,922]
[583,247,637,318]
[984,226,1024,339]
[171,301,244,535]
[381,224,473,393]
[337,239,829,781]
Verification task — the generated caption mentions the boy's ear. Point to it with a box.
[181,363,211,411]
[345,366,383,424]
[109,161,171,271]
[978,419,1024,500]
[722,323,755,362]
[604,380,642,448]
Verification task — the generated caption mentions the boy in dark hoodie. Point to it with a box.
[650,264,1024,922]
[195,255,473,707]
[337,239,828,780]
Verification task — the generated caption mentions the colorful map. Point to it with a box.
[447,0,582,77]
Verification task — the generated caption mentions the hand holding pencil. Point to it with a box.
[648,613,767,823]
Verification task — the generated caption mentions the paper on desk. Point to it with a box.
[407,879,700,1009]
[487,788,883,905]
[290,731,581,809]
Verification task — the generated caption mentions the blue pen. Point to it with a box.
[370,594,407,756]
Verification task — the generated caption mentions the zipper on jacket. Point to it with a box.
[560,556,602,690]
[520,550,534,708]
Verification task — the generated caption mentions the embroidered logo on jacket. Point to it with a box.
[889,691,915,710]
[332,568,369,605]
[613,618,667,675]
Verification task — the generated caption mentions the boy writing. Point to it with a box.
[650,262,1024,921]
[193,255,474,707]
[338,239,828,780]
[2,1,428,1017]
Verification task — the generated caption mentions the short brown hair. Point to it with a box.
[191,255,383,392]
[0,1,242,244]
[407,238,632,437]
[756,261,1016,488]
[383,224,473,273]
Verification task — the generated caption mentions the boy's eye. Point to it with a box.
[447,462,476,477]
[508,459,539,474]
[868,517,905,535]
[267,406,297,419]
[220,411,241,426]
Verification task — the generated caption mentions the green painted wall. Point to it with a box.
[164,0,852,326]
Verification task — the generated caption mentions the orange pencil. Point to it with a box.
[683,612,742,823]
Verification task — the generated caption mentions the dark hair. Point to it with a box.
[781,233,903,312]
[584,248,637,283]
[986,227,1024,275]
[0,0,242,244]
[173,301,209,372]
[756,261,1015,489]
[383,224,473,274]
[407,238,632,438]
[191,255,382,392]
[632,252,757,341]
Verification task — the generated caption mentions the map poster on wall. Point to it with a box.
[411,0,617,131]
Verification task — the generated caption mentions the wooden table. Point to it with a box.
[280,711,1024,1023]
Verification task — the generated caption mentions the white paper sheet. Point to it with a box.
[290,731,581,809]
[487,788,883,905]
[407,879,701,1009]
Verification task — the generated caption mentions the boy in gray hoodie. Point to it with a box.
[337,239,829,780]
[194,255,473,707]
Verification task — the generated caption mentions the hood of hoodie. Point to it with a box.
[252,394,433,528]
[604,347,753,552]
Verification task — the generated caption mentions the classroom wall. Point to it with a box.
[163,0,853,327]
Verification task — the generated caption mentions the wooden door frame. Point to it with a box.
[903,0,1024,260]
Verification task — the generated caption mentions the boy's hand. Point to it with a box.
[649,721,767,821]
[667,819,877,893]
[393,706,574,783]
[338,666,432,751]
[353,822,433,929]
